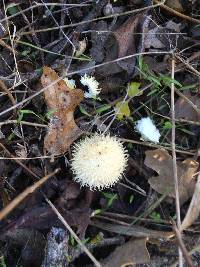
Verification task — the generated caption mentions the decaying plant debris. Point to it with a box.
[0,0,200,266]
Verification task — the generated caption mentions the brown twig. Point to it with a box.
[171,57,183,267]
[174,88,200,116]
[120,138,195,156]
[0,168,60,221]
[175,54,200,78]
[153,0,200,24]
[0,79,16,116]
[172,220,195,267]
[0,119,47,128]
[0,39,13,53]
[46,198,102,267]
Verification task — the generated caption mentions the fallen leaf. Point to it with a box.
[166,0,184,12]
[174,91,200,122]
[91,220,173,239]
[181,172,200,230]
[0,228,45,267]
[103,238,150,267]
[113,13,144,74]
[128,82,142,97]
[115,101,130,120]
[145,149,199,205]
[41,67,84,155]
[144,27,166,49]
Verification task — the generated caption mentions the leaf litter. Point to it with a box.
[145,149,199,205]
[41,66,84,156]
[0,0,200,266]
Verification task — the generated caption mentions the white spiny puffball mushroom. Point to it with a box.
[135,117,161,143]
[71,134,128,190]
[80,74,101,99]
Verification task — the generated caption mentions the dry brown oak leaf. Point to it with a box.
[145,149,199,205]
[174,91,200,122]
[41,66,84,155]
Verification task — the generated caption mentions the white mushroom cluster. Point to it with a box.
[71,134,128,190]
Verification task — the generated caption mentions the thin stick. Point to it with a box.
[153,0,200,24]
[120,138,195,156]
[0,119,47,128]
[0,79,16,115]
[0,168,59,221]
[174,88,200,116]
[172,221,195,267]
[171,57,183,267]
[45,198,102,267]
[175,54,200,78]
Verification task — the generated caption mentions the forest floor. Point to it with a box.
[0,1,200,267]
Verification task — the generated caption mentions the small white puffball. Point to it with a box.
[135,117,161,143]
[80,74,101,99]
[71,134,128,190]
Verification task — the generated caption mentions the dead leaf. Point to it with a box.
[91,220,173,239]
[166,0,184,12]
[181,172,200,230]
[144,27,166,49]
[41,67,84,155]
[113,13,143,74]
[174,91,200,122]
[103,238,150,267]
[145,149,199,205]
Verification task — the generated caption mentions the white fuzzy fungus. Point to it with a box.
[80,74,101,99]
[135,117,161,143]
[71,134,128,190]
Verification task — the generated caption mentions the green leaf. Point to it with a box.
[79,105,91,117]
[149,211,161,222]
[129,194,134,204]
[93,209,102,216]
[128,82,142,97]
[96,104,111,114]
[102,192,118,208]
[148,75,161,86]
[159,74,182,87]
[179,84,197,91]
[6,4,19,15]
[163,121,172,129]
[115,101,130,120]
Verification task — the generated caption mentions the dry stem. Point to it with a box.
[0,168,59,221]
[171,57,183,267]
